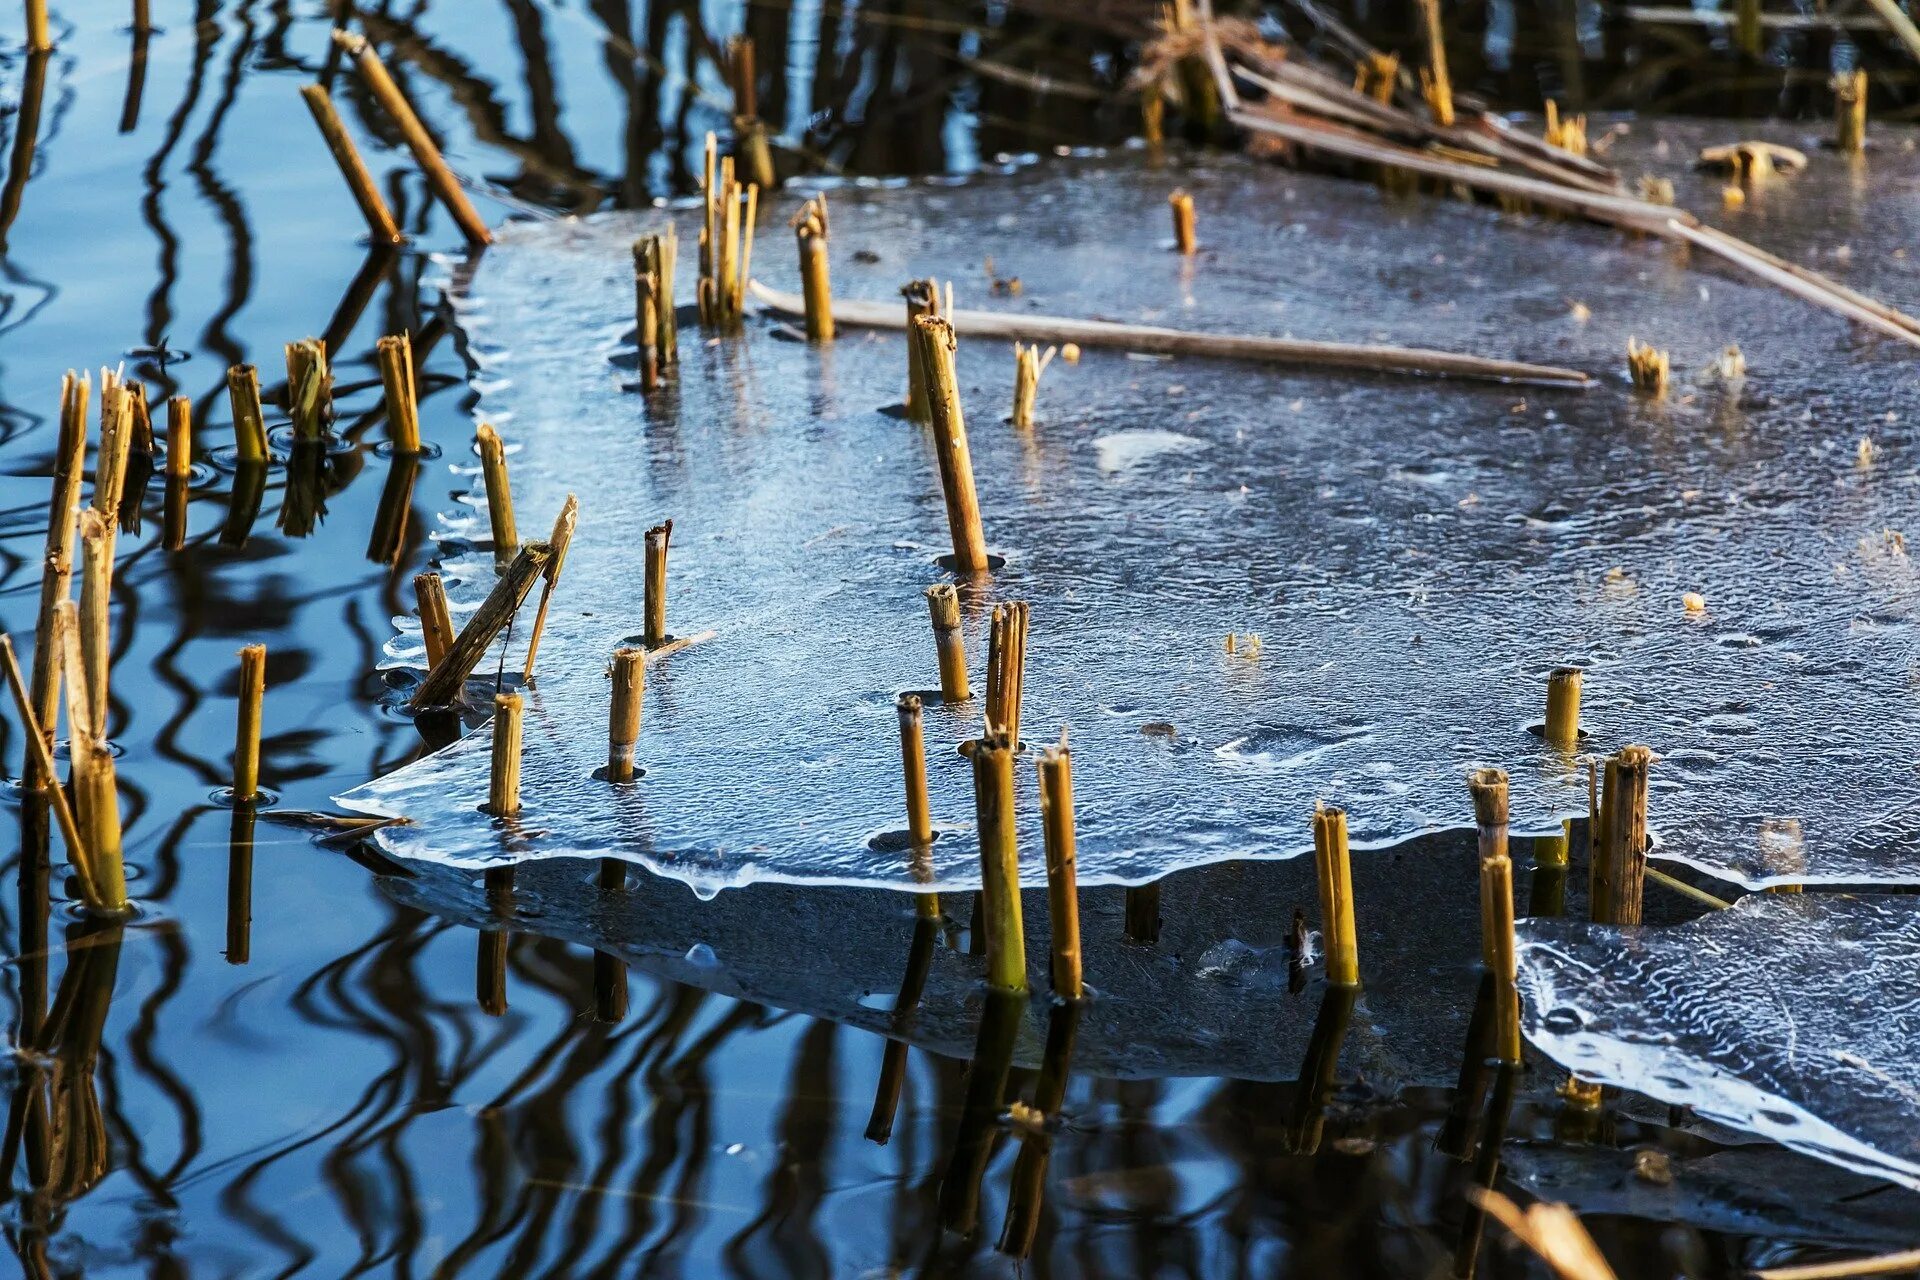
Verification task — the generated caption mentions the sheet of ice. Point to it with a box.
[1517,893,1920,1190]
[340,121,1920,894]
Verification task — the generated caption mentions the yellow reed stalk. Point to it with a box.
[697,134,758,332]
[76,511,115,725]
[1011,342,1055,430]
[1591,745,1653,925]
[985,601,1029,740]
[925,583,971,702]
[227,364,268,464]
[166,394,191,479]
[59,600,126,914]
[1417,0,1454,125]
[1169,189,1197,255]
[299,83,405,246]
[26,0,50,53]
[520,494,578,681]
[1544,100,1588,157]
[1311,802,1359,986]
[1037,733,1083,1000]
[1469,768,1522,1065]
[607,646,645,783]
[233,644,266,802]
[910,315,991,573]
[0,634,96,907]
[1835,69,1868,154]
[794,195,833,342]
[474,423,517,566]
[284,337,330,441]
[376,333,421,454]
[414,572,454,670]
[633,230,679,374]
[644,519,672,648]
[895,693,942,920]
[27,373,88,788]
[967,730,1027,993]
[1544,666,1581,747]
[1626,337,1669,397]
[488,692,524,816]
[902,278,946,421]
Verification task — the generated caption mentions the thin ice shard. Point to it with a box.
[1517,894,1920,1190]
[339,123,1920,896]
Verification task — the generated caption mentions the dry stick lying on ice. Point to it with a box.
[750,282,1590,387]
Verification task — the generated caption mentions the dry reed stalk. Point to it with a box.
[409,541,552,708]
[1626,338,1669,396]
[1835,69,1868,154]
[793,195,833,341]
[894,695,942,913]
[1011,342,1055,429]
[375,333,421,454]
[26,0,50,52]
[413,572,454,670]
[299,84,405,246]
[1036,733,1083,999]
[967,730,1027,993]
[1590,745,1652,925]
[0,634,96,907]
[728,36,777,191]
[697,133,757,331]
[632,230,679,377]
[165,394,191,479]
[901,278,948,421]
[909,316,992,572]
[1169,189,1197,255]
[1416,0,1453,124]
[332,30,491,246]
[59,601,126,914]
[76,511,115,726]
[1471,1190,1619,1280]
[233,644,266,802]
[488,692,524,816]
[1311,802,1359,986]
[474,423,517,566]
[1469,768,1522,1064]
[520,493,578,680]
[227,364,269,464]
[643,520,672,648]
[1544,666,1581,747]
[27,373,89,788]
[752,281,1593,387]
[607,646,644,783]
[632,255,661,392]
[284,337,331,441]
[120,385,155,534]
[985,601,1029,740]
[924,584,971,702]
[1543,100,1588,157]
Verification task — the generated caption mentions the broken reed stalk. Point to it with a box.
[414,572,454,669]
[1037,734,1083,1000]
[409,542,552,708]
[895,694,941,920]
[968,731,1027,994]
[1416,0,1454,125]
[1010,343,1055,430]
[1544,666,1582,747]
[285,337,331,441]
[632,230,679,385]
[697,132,757,332]
[332,30,491,246]
[227,364,269,464]
[488,692,524,816]
[1469,768,1522,1065]
[985,601,1029,741]
[375,333,421,454]
[1311,803,1360,986]
[299,83,405,246]
[1591,744,1653,925]
[1169,189,1197,255]
[520,494,578,680]
[233,644,267,802]
[793,195,833,342]
[1836,68,1868,154]
[1626,338,1669,397]
[26,0,50,53]
[727,36,777,191]
[59,600,127,914]
[474,423,517,566]
[27,372,88,789]
[1543,100,1588,157]
[924,584,971,702]
[0,635,96,907]
[902,279,948,422]
[910,316,992,574]
[607,646,645,783]
[643,520,672,648]
[166,394,191,479]
[77,511,116,726]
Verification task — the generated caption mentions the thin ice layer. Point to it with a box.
[1516,894,1920,1191]
[341,121,1920,893]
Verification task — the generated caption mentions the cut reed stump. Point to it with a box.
[77,511,116,726]
[414,572,454,670]
[488,692,524,817]
[26,372,88,789]
[299,84,405,246]
[1037,733,1083,1000]
[1544,666,1581,747]
[793,195,833,342]
[1169,189,1197,255]
[59,599,128,915]
[285,337,331,441]
[697,132,757,332]
[409,541,552,708]
[1590,745,1653,925]
[1836,68,1868,154]
[1011,342,1055,430]
[984,601,1029,741]
[233,644,267,803]
[632,230,679,383]
[966,730,1027,994]
[909,315,992,574]
[474,423,517,566]
[643,520,672,648]
[924,584,971,702]
[607,646,645,783]
[901,279,947,421]
[333,30,491,246]
[1469,768,1521,1065]
[895,694,942,920]
[1311,802,1360,986]
[166,393,191,479]
[376,333,421,454]
[1627,338,1669,397]
[227,364,269,464]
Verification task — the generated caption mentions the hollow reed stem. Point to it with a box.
[902,278,945,421]
[607,646,644,783]
[227,364,268,464]
[285,337,330,442]
[1311,803,1359,986]
[233,644,267,802]
[1469,768,1521,1064]
[909,315,991,574]
[925,583,971,702]
[376,333,421,454]
[1544,666,1581,747]
[299,83,405,246]
[27,373,88,788]
[474,423,517,567]
[967,731,1027,993]
[414,572,454,670]
[59,600,126,915]
[1836,68,1868,154]
[77,511,115,728]
[644,520,672,648]
[488,692,524,816]
[1037,734,1083,1000]
[1591,744,1653,925]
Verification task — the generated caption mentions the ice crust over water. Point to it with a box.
[1517,893,1920,1190]
[339,123,1920,895]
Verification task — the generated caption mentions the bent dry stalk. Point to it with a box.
[27,372,88,788]
[910,315,992,574]
[409,542,552,708]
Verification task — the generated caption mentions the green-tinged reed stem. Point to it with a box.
[227,364,268,464]
[1124,882,1162,944]
[299,83,405,245]
[414,572,454,670]
[644,520,672,648]
[794,195,833,341]
[410,542,552,708]
[902,278,944,421]
[967,730,1026,994]
[59,600,126,914]
[1469,768,1522,1065]
[488,692,524,816]
[233,644,266,802]
[1169,189,1196,255]
[27,373,88,788]
[895,693,941,920]
[1591,744,1652,925]
[1544,666,1581,747]
[520,494,577,680]
[925,583,970,702]
[474,423,517,566]
[1037,734,1083,1000]
[607,646,645,783]
[1312,803,1360,987]
[0,634,95,907]
[376,333,421,454]
[910,315,991,574]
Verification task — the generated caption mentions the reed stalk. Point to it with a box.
[375,333,420,454]
[901,278,946,420]
[793,195,833,342]
[1626,338,1669,397]
[728,36,777,191]
[414,572,454,670]
[909,315,991,573]
[520,494,578,680]
[488,692,524,816]
[967,730,1027,993]
[227,365,269,464]
[607,646,644,783]
[924,583,971,702]
[1544,666,1581,747]
[1835,69,1868,154]
[59,601,126,914]
[165,394,191,479]
[633,257,661,392]
[299,83,405,245]
[474,423,517,566]
[27,373,88,788]
[895,694,942,920]
[1416,0,1454,124]
[1311,802,1359,986]
[77,511,115,727]
[285,337,330,442]
[1010,342,1055,430]
[120,385,155,534]
[1469,768,1522,1064]
[697,133,757,331]
[0,634,95,907]
[410,542,552,708]
[644,520,671,648]
[1036,734,1083,1000]
[233,644,266,802]
[985,601,1028,740]
[1590,744,1652,925]
[632,230,679,377]
[25,0,50,52]
[1169,189,1197,255]
[333,30,492,246]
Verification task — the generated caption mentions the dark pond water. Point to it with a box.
[0,1,1912,1275]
